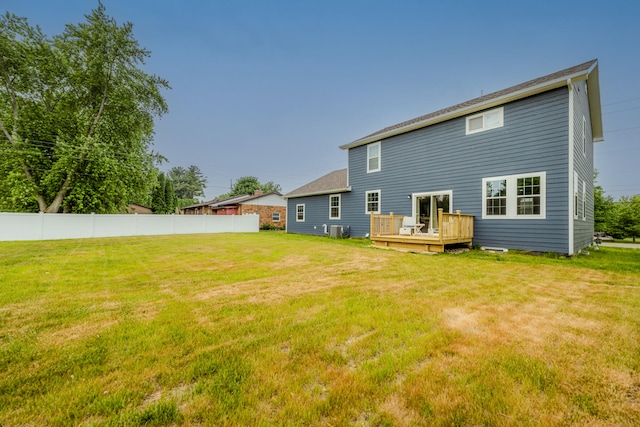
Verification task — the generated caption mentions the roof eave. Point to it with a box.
[585,64,604,142]
[340,66,597,150]
[283,187,352,199]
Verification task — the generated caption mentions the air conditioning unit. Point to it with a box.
[330,225,343,238]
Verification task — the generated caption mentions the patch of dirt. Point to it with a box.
[379,394,419,426]
[191,253,389,305]
[39,317,118,347]
[142,383,194,407]
[443,294,603,349]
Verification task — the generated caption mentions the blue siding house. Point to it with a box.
[285,60,603,255]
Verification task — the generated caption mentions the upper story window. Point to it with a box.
[466,107,504,135]
[329,194,341,219]
[367,142,381,173]
[296,204,305,222]
[482,172,546,219]
[365,190,380,214]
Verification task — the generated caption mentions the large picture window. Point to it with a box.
[329,194,341,219]
[367,142,381,173]
[365,190,380,214]
[482,172,546,219]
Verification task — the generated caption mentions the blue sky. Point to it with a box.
[5,0,640,199]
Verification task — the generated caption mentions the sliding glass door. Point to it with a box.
[413,191,452,234]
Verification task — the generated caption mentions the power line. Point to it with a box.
[602,96,640,107]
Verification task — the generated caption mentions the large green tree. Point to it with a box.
[0,5,169,213]
[221,176,282,198]
[614,195,640,243]
[168,165,207,203]
[150,170,176,214]
[594,171,615,233]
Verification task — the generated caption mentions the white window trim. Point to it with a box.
[272,212,280,222]
[296,204,305,222]
[582,181,587,221]
[329,194,341,220]
[367,141,381,173]
[582,116,587,156]
[482,171,546,219]
[365,190,381,214]
[574,171,579,220]
[466,107,504,135]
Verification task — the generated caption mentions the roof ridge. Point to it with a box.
[352,59,597,144]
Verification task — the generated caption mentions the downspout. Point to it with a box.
[567,79,575,255]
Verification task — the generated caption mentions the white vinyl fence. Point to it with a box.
[0,212,259,241]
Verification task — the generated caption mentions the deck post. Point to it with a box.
[438,208,443,243]
[370,213,374,237]
[389,212,394,235]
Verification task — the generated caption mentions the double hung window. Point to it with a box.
[482,172,545,219]
[365,190,380,214]
[329,194,341,219]
[367,142,381,173]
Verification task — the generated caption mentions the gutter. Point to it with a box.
[283,187,352,199]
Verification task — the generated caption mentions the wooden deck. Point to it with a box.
[370,209,474,253]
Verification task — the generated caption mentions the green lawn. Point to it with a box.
[1,233,639,426]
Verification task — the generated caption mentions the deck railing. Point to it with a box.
[370,209,474,243]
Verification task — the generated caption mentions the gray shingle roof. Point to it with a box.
[341,59,601,149]
[284,169,349,198]
[182,192,281,209]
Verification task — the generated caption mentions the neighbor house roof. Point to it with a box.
[284,169,350,198]
[183,192,281,209]
[340,59,602,150]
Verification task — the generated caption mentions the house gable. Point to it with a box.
[340,59,601,150]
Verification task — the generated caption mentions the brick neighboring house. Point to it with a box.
[182,191,286,229]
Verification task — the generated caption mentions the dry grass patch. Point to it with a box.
[0,233,639,425]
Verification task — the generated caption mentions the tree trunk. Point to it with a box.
[45,175,72,213]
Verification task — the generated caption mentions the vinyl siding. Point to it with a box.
[345,88,571,252]
[572,80,595,253]
[286,195,350,236]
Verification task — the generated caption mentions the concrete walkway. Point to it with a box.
[599,242,640,249]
